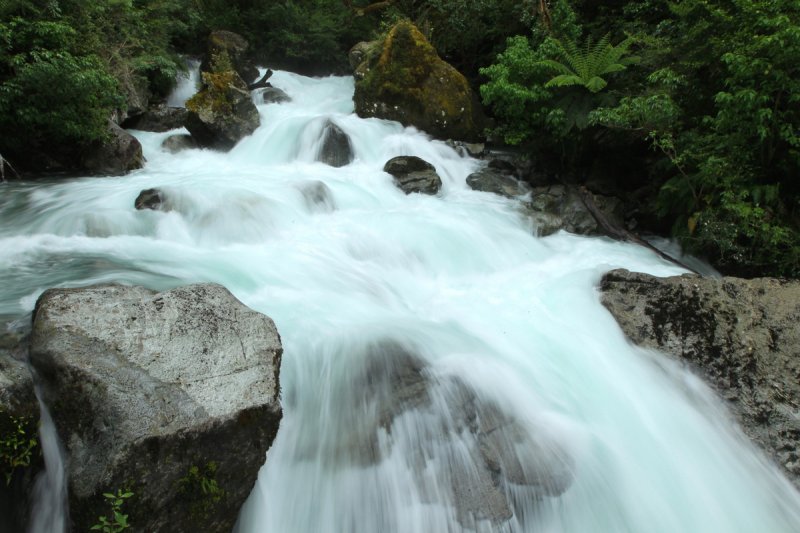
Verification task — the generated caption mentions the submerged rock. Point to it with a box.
[185,70,260,150]
[82,121,144,176]
[201,30,259,84]
[352,21,483,141]
[315,339,573,529]
[316,120,354,167]
[383,156,442,195]
[262,87,291,104]
[161,134,197,154]
[123,105,188,132]
[30,283,283,533]
[600,269,800,487]
[298,181,336,212]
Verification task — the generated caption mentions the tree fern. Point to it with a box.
[539,34,638,93]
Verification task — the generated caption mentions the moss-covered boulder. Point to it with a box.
[352,21,484,141]
[201,30,259,84]
[185,71,260,150]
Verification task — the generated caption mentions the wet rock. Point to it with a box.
[185,70,260,150]
[135,188,167,211]
[316,120,354,168]
[348,41,379,74]
[30,283,283,533]
[352,21,484,141]
[383,156,442,195]
[467,168,529,198]
[262,87,291,104]
[201,30,259,84]
[323,339,573,529]
[446,140,485,157]
[161,134,197,154]
[600,269,800,487]
[123,105,188,132]
[82,121,144,176]
[525,185,623,237]
[0,331,40,533]
[298,181,336,212]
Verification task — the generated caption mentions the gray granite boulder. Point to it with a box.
[526,185,623,237]
[384,156,442,195]
[124,105,188,132]
[30,283,283,533]
[467,168,529,198]
[161,134,198,154]
[262,87,291,104]
[600,269,800,487]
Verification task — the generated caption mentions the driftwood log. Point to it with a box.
[578,186,701,275]
[249,69,274,91]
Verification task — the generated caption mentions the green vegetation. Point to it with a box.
[177,462,226,522]
[0,412,37,485]
[480,0,800,277]
[0,0,796,276]
[90,489,133,533]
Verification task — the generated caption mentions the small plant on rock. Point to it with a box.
[91,489,133,532]
[0,412,37,485]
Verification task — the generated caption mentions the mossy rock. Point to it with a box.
[353,21,484,141]
[201,30,259,84]
[185,70,260,151]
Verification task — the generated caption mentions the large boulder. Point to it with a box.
[201,30,259,84]
[29,283,283,533]
[316,120,354,167]
[185,71,260,150]
[123,105,188,132]
[600,270,800,487]
[383,156,442,195]
[161,134,197,154]
[82,121,145,176]
[352,21,483,141]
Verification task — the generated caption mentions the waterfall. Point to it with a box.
[166,58,201,108]
[1,70,800,532]
[27,393,68,533]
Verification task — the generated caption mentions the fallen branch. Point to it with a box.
[578,186,701,274]
[248,69,274,91]
[0,153,20,182]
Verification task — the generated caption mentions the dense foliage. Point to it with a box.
[0,0,796,276]
[480,0,800,277]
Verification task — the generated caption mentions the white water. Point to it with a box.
[166,58,201,107]
[27,394,68,533]
[2,71,799,532]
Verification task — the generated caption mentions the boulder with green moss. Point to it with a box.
[201,30,259,84]
[352,21,484,141]
[185,70,260,150]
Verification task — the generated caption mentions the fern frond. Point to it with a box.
[544,74,586,89]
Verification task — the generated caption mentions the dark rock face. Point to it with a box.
[316,121,354,167]
[161,134,197,154]
[600,269,800,487]
[467,168,529,198]
[526,185,623,237]
[383,156,442,195]
[82,121,145,176]
[123,105,188,132]
[0,332,41,533]
[202,30,259,84]
[262,87,291,104]
[134,188,167,211]
[30,283,283,533]
[185,71,260,150]
[352,21,484,141]
[314,340,573,529]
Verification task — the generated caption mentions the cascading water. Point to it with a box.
[166,58,201,107]
[2,71,800,532]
